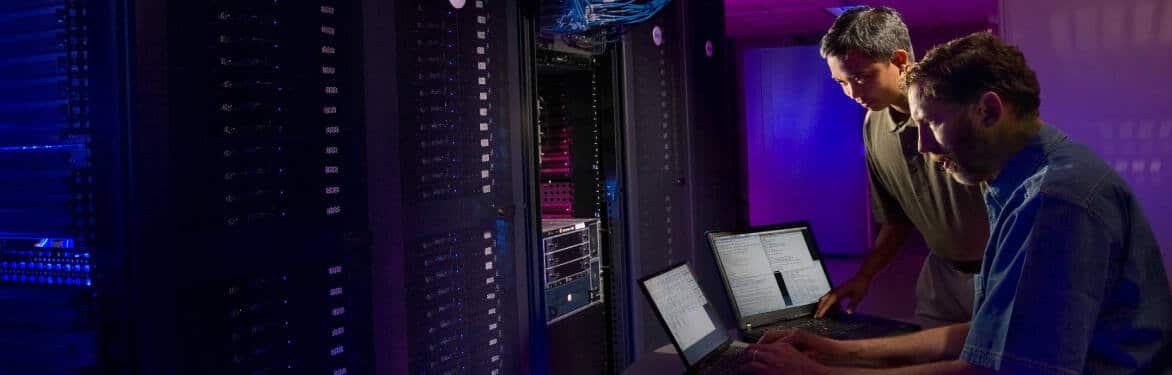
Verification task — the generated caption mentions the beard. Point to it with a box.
[928,117,999,185]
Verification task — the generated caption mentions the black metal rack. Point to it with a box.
[0,0,99,372]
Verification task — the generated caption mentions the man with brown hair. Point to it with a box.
[742,32,1171,375]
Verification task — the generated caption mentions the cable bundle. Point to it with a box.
[542,0,672,34]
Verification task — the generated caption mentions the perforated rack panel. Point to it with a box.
[124,1,371,373]
[169,2,363,232]
[377,0,529,373]
[676,0,740,346]
[621,2,693,355]
[620,0,736,360]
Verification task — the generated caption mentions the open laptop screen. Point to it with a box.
[640,263,729,366]
[709,223,832,323]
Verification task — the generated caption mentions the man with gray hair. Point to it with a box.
[742,31,1171,375]
[813,6,988,329]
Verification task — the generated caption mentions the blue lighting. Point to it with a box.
[0,143,86,152]
[0,53,66,67]
[824,5,867,17]
[603,177,618,204]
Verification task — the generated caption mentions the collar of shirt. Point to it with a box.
[985,125,1066,209]
[886,108,914,133]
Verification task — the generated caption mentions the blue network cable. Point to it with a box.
[545,0,672,34]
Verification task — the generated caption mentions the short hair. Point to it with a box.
[820,6,915,62]
[903,32,1041,119]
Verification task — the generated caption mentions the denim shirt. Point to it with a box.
[960,125,1172,374]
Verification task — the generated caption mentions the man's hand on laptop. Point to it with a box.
[815,275,872,318]
[740,341,831,375]
[754,328,863,368]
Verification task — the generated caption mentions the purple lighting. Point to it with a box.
[724,0,996,39]
[1000,0,1172,284]
[740,45,868,255]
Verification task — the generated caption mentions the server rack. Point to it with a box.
[1,0,373,373]
[0,0,100,372]
[522,0,735,372]
[620,0,737,361]
[368,0,537,374]
[530,37,626,374]
[673,0,741,345]
[0,0,733,372]
[115,1,373,373]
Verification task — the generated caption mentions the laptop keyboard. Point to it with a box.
[702,344,745,375]
[750,314,917,341]
[747,317,869,341]
[791,317,866,335]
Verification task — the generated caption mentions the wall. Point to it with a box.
[739,45,869,255]
[999,0,1172,285]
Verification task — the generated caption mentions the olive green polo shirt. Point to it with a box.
[863,108,988,262]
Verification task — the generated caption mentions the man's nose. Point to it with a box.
[847,82,863,99]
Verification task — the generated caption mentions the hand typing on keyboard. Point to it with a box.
[739,340,830,375]
[740,328,859,374]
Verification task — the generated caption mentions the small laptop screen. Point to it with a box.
[641,264,729,366]
[709,225,832,319]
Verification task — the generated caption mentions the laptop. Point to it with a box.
[639,263,747,374]
[707,221,920,342]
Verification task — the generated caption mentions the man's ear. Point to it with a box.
[892,49,910,71]
[977,91,1005,127]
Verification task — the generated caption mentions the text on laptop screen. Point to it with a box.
[642,265,727,365]
[710,227,831,317]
